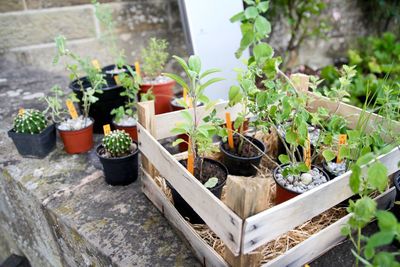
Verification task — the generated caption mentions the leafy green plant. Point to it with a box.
[102,130,133,157]
[42,85,68,123]
[13,109,47,134]
[54,35,106,122]
[141,38,169,80]
[140,89,155,102]
[164,55,224,165]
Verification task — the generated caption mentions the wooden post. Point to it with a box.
[290,73,309,92]
[223,176,270,266]
[137,100,156,178]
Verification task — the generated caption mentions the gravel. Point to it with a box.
[57,116,93,131]
[275,166,328,193]
[114,115,137,127]
[142,75,171,85]
[326,161,347,177]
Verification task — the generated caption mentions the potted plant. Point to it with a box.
[220,67,266,176]
[164,55,227,223]
[8,109,56,158]
[139,38,175,114]
[54,35,105,154]
[96,130,139,185]
[110,66,141,141]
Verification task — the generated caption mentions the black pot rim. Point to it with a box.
[394,171,400,193]
[179,157,228,191]
[56,117,94,132]
[219,136,266,161]
[69,77,123,92]
[8,123,55,137]
[96,142,139,161]
[273,163,330,195]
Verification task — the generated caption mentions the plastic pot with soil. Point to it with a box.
[96,130,139,186]
[168,158,228,224]
[69,76,127,133]
[140,76,176,114]
[101,64,135,87]
[57,117,94,154]
[273,164,330,204]
[220,135,266,176]
[8,109,56,158]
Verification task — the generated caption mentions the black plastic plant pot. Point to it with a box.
[96,143,139,186]
[69,76,128,133]
[220,136,266,176]
[8,124,56,158]
[393,171,400,219]
[168,158,228,224]
[101,64,136,87]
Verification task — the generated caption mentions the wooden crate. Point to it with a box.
[137,76,400,266]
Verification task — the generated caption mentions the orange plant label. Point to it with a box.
[18,108,25,115]
[91,59,101,71]
[225,112,234,150]
[337,134,347,163]
[66,99,78,119]
[304,137,311,169]
[114,75,121,85]
[187,140,194,175]
[103,124,111,135]
[183,87,188,106]
[134,61,141,77]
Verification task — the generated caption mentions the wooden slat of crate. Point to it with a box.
[242,146,400,254]
[137,123,243,255]
[141,169,228,267]
[154,102,243,140]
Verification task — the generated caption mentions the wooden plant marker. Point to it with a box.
[91,59,101,71]
[225,112,234,150]
[223,176,270,266]
[304,137,311,169]
[134,61,141,77]
[337,134,347,163]
[103,124,111,135]
[187,140,194,175]
[66,99,78,119]
[114,75,121,85]
[18,108,24,115]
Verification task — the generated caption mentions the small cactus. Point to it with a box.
[103,130,133,157]
[13,109,47,134]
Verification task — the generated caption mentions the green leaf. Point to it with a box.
[172,55,190,77]
[198,77,225,93]
[200,68,221,79]
[349,165,361,193]
[298,163,310,173]
[253,43,273,62]
[254,16,271,36]
[376,210,398,231]
[230,11,245,23]
[285,129,297,145]
[257,1,269,12]
[204,177,219,188]
[188,55,201,74]
[322,150,336,162]
[356,152,375,166]
[181,110,193,123]
[340,225,350,236]
[278,154,290,164]
[172,138,186,147]
[367,161,387,192]
[244,6,258,19]
[163,73,189,90]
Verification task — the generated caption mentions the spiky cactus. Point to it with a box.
[13,109,47,134]
[103,130,133,157]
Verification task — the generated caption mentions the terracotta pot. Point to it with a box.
[112,121,138,142]
[140,79,175,114]
[273,164,330,204]
[58,119,94,154]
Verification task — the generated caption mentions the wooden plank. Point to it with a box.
[263,187,396,267]
[137,123,243,254]
[137,101,156,177]
[242,146,400,254]
[141,170,228,267]
[223,177,271,267]
[154,101,243,140]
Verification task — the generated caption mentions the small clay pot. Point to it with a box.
[140,79,176,114]
[168,158,228,224]
[112,121,138,142]
[220,136,266,176]
[96,143,139,186]
[8,124,56,158]
[273,164,330,204]
[58,119,94,154]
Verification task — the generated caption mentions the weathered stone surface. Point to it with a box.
[0,7,96,50]
[0,0,25,12]
[0,59,200,266]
